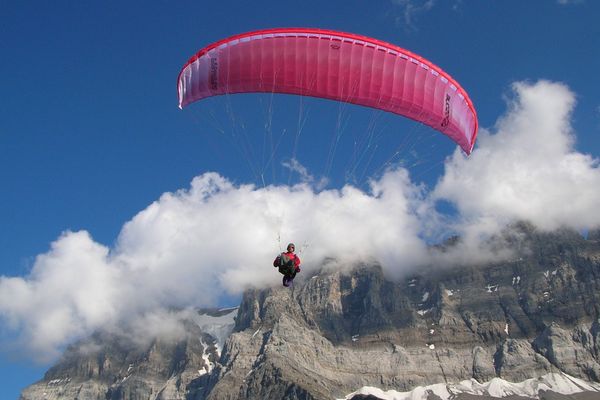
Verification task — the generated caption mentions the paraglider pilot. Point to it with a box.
[274,243,301,287]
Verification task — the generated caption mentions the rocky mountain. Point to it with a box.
[21,224,600,399]
[20,308,237,400]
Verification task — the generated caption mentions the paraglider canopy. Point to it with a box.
[178,28,478,154]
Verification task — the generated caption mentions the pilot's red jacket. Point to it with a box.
[273,251,301,272]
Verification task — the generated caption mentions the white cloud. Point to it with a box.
[434,80,600,234]
[281,158,328,190]
[389,1,464,31]
[0,231,121,361]
[391,0,436,30]
[0,169,430,361]
[2,79,600,362]
[557,0,584,5]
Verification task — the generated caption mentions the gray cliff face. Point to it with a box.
[20,312,225,400]
[205,225,600,400]
[21,225,600,399]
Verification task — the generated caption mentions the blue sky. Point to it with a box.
[2,1,600,397]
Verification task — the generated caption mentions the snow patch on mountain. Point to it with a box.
[341,372,600,400]
[191,307,237,353]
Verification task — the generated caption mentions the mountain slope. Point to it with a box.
[20,308,236,400]
[21,225,600,399]
[203,225,600,399]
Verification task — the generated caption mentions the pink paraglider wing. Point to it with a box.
[178,28,478,154]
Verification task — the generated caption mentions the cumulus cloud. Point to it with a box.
[435,80,600,236]
[2,79,600,362]
[0,168,430,361]
[0,231,121,361]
